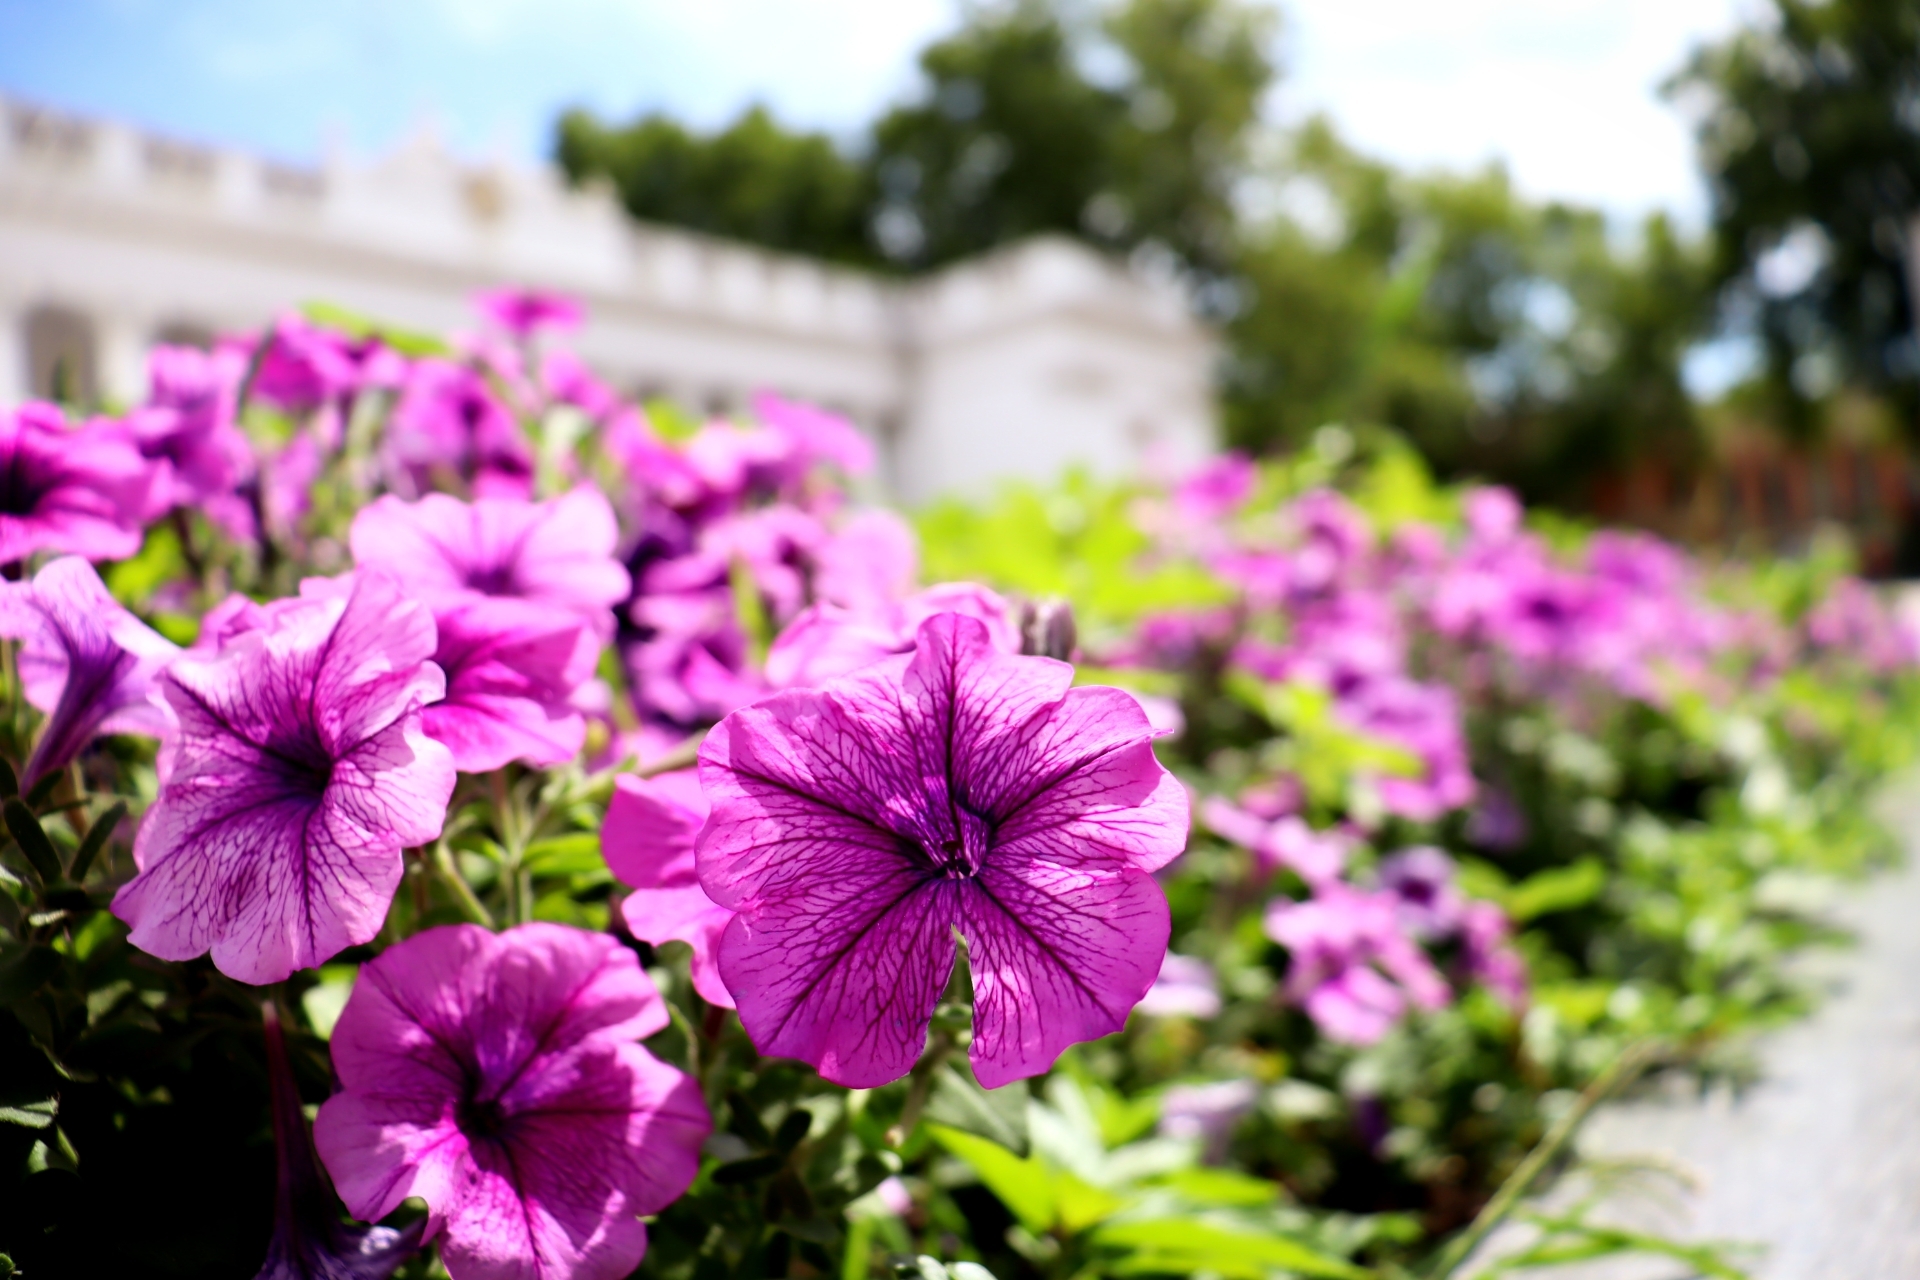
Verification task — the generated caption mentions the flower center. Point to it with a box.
[266,734,335,797]
[917,804,994,880]
[456,1095,509,1142]
[464,562,518,595]
[0,451,45,517]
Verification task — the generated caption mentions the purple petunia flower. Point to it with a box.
[603,770,735,1008]
[112,572,455,985]
[1136,953,1222,1019]
[473,287,585,339]
[245,314,362,414]
[696,611,1189,1088]
[0,557,179,787]
[257,1002,424,1280]
[349,490,630,639]
[750,390,874,480]
[1158,1079,1259,1163]
[381,358,535,500]
[1265,884,1451,1046]
[764,582,1019,691]
[0,403,163,564]
[132,344,256,526]
[420,595,597,773]
[314,923,710,1280]
[1377,846,1465,940]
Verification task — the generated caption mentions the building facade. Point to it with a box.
[0,96,1216,504]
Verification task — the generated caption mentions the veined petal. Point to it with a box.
[719,868,957,1088]
[316,924,709,1280]
[962,861,1169,1088]
[620,886,735,1008]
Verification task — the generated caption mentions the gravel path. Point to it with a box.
[1474,784,1920,1279]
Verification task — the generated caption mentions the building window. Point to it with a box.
[25,305,98,407]
[153,320,216,351]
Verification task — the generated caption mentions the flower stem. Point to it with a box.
[1422,1038,1664,1279]
[887,1028,955,1148]
[432,841,495,929]
[635,734,703,779]
[489,769,534,926]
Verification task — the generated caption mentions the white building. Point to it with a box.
[0,96,1216,504]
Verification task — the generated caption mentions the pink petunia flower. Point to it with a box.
[130,344,256,527]
[382,357,535,500]
[1136,953,1222,1019]
[0,557,179,787]
[603,770,735,1008]
[1377,846,1465,940]
[0,403,163,563]
[750,390,874,480]
[243,314,362,414]
[473,287,585,339]
[421,595,598,773]
[1198,799,1350,888]
[696,611,1189,1088]
[1158,1079,1259,1163]
[348,489,630,638]
[1265,883,1451,1046]
[111,573,455,985]
[314,923,710,1280]
[764,582,1019,691]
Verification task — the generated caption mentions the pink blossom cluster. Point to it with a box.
[8,290,1916,1277]
[0,291,1197,1279]
[1126,453,1909,1046]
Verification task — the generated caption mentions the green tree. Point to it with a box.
[864,1,1124,267]
[553,104,874,262]
[1669,0,1920,432]
[1223,121,1712,503]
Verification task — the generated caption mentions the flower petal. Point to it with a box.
[962,861,1169,1088]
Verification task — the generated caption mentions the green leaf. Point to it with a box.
[773,1107,813,1154]
[301,965,358,1040]
[1088,1088,1159,1150]
[22,770,62,812]
[0,944,61,1004]
[712,1153,786,1185]
[1151,1167,1284,1208]
[3,800,62,885]
[730,557,772,668]
[521,832,605,877]
[923,1061,1029,1154]
[1507,859,1607,922]
[300,300,449,357]
[0,759,17,799]
[105,524,187,608]
[1052,1171,1125,1232]
[25,1124,78,1174]
[928,1124,1055,1236]
[0,1098,56,1130]
[1094,1220,1371,1280]
[68,801,127,884]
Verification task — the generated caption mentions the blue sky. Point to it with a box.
[0,0,1745,220]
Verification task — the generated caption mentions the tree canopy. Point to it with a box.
[1671,0,1920,431]
[553,0,1908,508]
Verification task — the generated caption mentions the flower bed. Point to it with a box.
[0,297,1913,1279]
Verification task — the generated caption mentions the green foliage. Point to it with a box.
[1226,126,1713,501]
[1669,0,1920,427]
[917,471,1231,643]
[554,105,875,263]
[555,0,1743,505]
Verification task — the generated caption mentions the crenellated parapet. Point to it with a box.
[0,95,1216,501]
